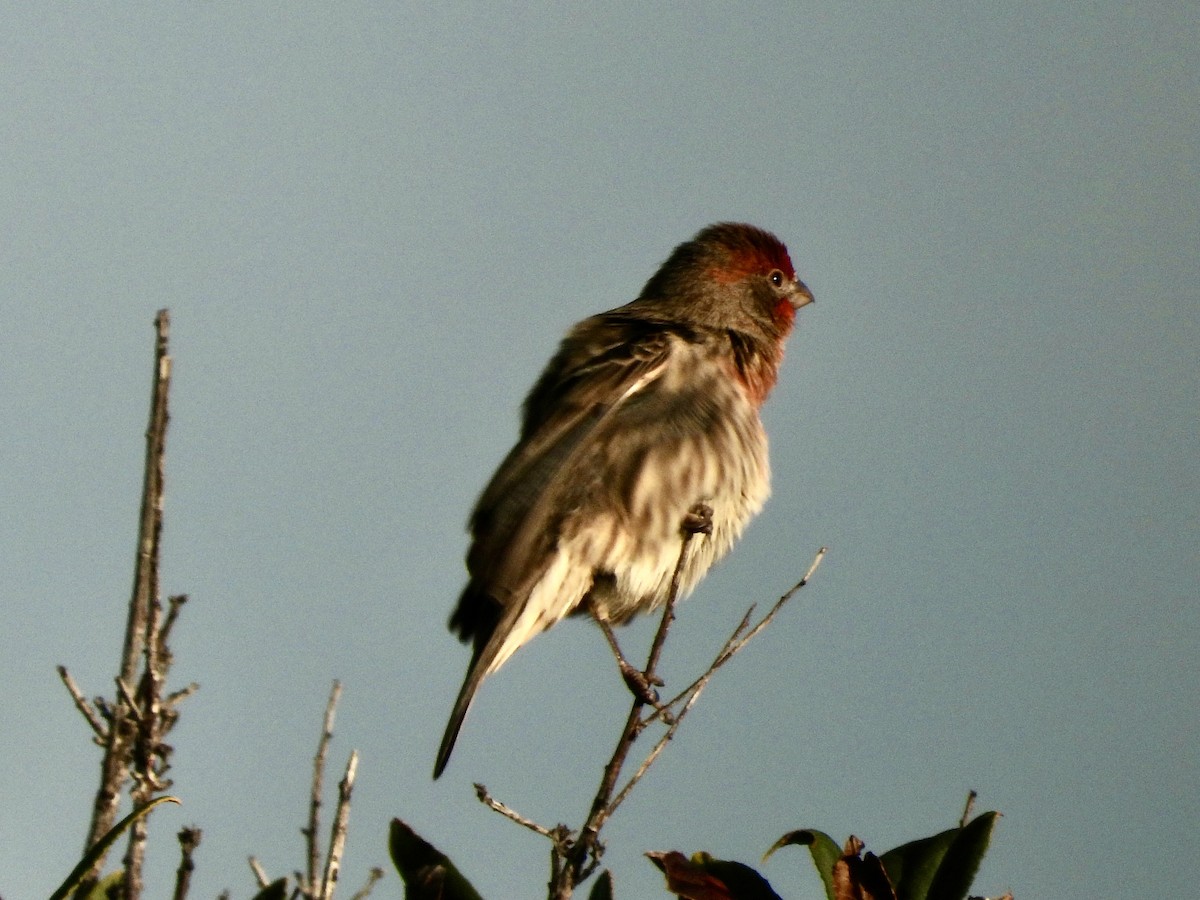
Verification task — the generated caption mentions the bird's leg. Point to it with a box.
[590,603,663,706]
[681,502,713,536]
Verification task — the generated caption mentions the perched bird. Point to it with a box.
[434,223,813,778]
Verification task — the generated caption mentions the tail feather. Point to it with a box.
[433,656,487,779]
[433,605,534,778]
[435,553,582,778]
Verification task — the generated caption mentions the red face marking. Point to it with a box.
[773,297,797,329]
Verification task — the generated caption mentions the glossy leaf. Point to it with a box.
[924,812,998,900]
[588,869,614,900]
[648,850,782,900]
[878,812,997,900]
[49,796,181,900]
[388,818,483,900]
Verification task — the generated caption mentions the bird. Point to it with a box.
[434,222,813,778]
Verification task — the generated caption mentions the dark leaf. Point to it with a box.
[647,850,782,900]
[388,818,483,900]
[588,870,614,900]
[879,812,998,900]
[925,812,998,900]
[249,878,288,900]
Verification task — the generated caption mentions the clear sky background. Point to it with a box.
[3,4,1196,899]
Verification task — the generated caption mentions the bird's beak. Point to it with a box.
[791,278,815,310]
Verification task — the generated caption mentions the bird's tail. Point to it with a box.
[434,567,575,778]
[433,654,487,779]
[434,604,535,778]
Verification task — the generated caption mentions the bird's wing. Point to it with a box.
[435,315,685,778]
[464,314,682,598]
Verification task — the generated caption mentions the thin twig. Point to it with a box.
[306,681,342,896]
[959,790,978,828]
[475,784,559,839]
[657,547,827,716]
[115,678,143,723]
[347,868,384,900]
[612,546,827,810]
[319,750,359,900]
[249,857,270,889]
[610,673,710,814]
[165,682,201,707]
[57,665,107,740]
[160,594,189,647]
[172,827,202,900]
[550,529,698,899]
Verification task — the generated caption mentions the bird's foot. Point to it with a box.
[619,659,664,706]
[682,503,714,536]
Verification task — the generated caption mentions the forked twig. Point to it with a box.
[475,525,828,900]
[611,546,828,813]
[305,681,343,896]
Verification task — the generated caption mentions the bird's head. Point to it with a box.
[637,222,814,340]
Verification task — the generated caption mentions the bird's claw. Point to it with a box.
[682,503,714,536]
[619,659,663,705]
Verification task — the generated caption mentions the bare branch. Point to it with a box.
[319,750,359,900]
[115,678,143,723]
[960,790,978,828]
[657,547,827,716]
[249,856,271,889]
[305,680,342,897]
[165,682,201,707]
[57,665,107,740]
[80,311,173,895]
[613,547,828,810]
[475,783,559,839]
[347,868,384,900]
[160,594,189,647]
[172,827,202,900]
[547,543,826,898]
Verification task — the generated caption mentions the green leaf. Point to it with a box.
[388,818,483,900]
[878,812,998,900]
[879,829,957,900]
[49,796,181,900]
[925,812,997,900]
[588,869,614,900]
[763,830,841,900]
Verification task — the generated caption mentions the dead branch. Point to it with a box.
[172,827,202,900]
[475,784,559,839]
[304,681,343,897]
[74,310,172,899]
[474,535,827,900]
[58,665,106,741]
[319,751,359,900]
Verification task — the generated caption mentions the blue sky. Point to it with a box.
[2,4,1196,899]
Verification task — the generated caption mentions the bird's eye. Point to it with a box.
[768,270,785,287]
